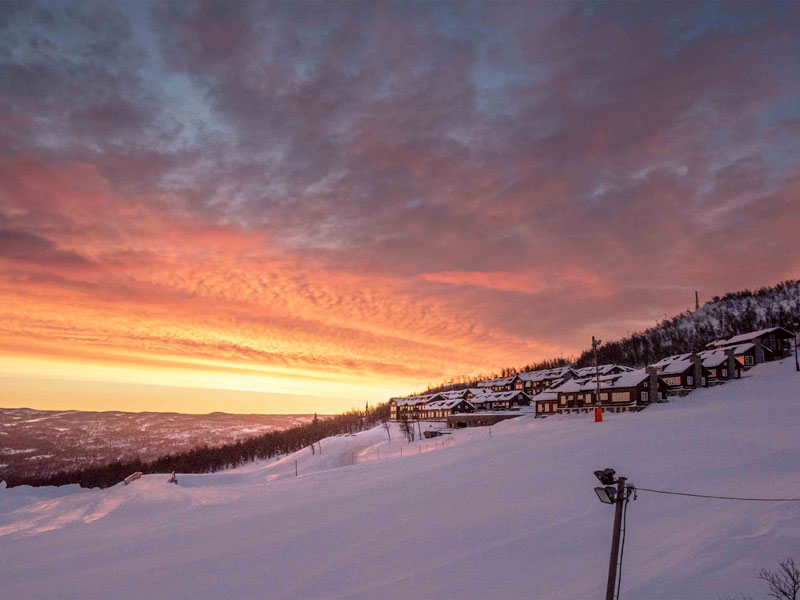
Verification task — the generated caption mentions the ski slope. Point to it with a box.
[1,359,799,599]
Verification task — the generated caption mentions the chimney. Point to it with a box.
[691,353,703,388]
[754,337,765,364]
[646,366,659,402]
[725,348,736,380]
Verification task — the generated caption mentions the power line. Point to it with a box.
[636,487,800,502]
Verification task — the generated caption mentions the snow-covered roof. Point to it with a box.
[730,342,755,354]
[392,393,442,407]
[700,349,730,368]
[469,391,529,405]
[604,369,648,388]
[425,398,475,410]
[516,367,575,383]
[532,391,558,402]
[573,364,633,378]
[660,358,694,375]
[720,327,793,346]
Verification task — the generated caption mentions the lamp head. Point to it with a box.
[594,468,617,485]
[594,486,617,504]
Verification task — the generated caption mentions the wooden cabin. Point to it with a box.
[700,349,743,383]
[718,327,795,364]
[532,391,559,416]
[470,390,531,411]
[420,398,475,419]
[554,369,668,414]
[650,355,710,395]
[516,367,576,395]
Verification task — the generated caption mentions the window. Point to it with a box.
[745,355,754,366]
[612,391,629,402]
[600,393,609,401]
[687,376,694,386]
[722,368,728,377]
[640,391,648,402]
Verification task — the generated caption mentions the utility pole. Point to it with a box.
[695,290,699,311]
[294,460,297,477]
[795,323,799,372]
[605,477,627,600]
[592,336,602,419]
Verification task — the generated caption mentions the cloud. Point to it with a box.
[1,1,799,408]
[0,229,94,268]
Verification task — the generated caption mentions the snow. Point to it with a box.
[1,359,799,599]
[724,327,790,345]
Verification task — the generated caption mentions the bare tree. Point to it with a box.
[381,419,391,441]
[398,414,415,442]
[759,558,800,600]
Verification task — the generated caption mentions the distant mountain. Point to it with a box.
[0,408,316,482]
[575,279,800,367]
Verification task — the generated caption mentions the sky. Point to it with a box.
[1,0,799,414]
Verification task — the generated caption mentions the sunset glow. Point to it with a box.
[1,1,799,413]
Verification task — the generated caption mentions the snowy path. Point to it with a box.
[1,359,799,599]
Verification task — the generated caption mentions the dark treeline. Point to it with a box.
[6,404,390,489]
[416,279,800,396]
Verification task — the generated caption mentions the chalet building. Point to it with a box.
[419,398,475,419]
[554,369,668,414]
[516,367,576,395]
[470,391,531,411]
[651,354,709,395]
[700,349,743,383]
[389,393,443,420]
[716,327,795,364]
[726,343,757,368]
[478,375,519,392]
[532,390,559,416]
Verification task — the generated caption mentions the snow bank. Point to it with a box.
[1,359,798,599]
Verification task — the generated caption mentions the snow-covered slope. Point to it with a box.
[1,359,799,599]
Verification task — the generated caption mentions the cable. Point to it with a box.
[636,488,800,502]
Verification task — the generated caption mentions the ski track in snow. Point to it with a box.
[0,359,799,599]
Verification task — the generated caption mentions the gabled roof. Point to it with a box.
[700,349,730,368]
[470,390,530,404]
[730,342,755,354]
[392,393,445,407]
[720,327,794,346]
[660,358,695,375]
[477,375,516,388]
[573,364,634,377]
[516,367,576,382]
[425,398,475,410]
[604,369,648,388]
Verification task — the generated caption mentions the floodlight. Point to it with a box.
[594,486,617,504]
[594,468,617,485]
